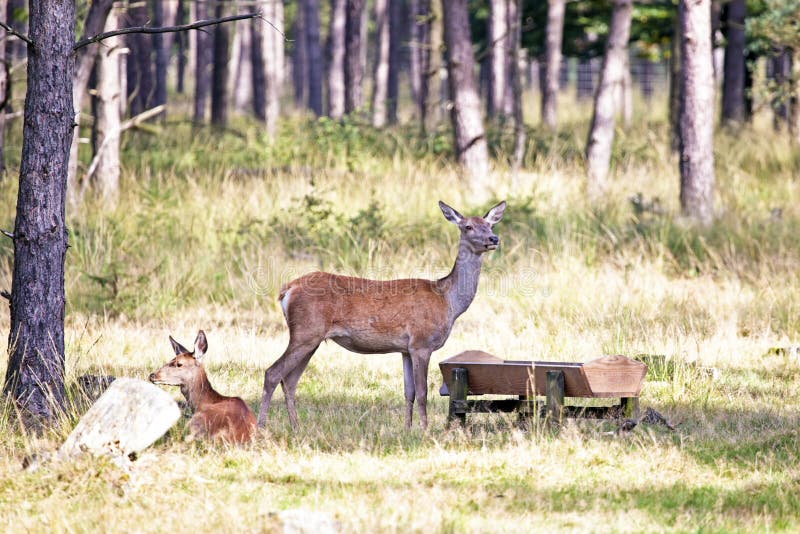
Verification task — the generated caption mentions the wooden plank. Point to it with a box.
[583,355,647,397]
[532,362,593,397]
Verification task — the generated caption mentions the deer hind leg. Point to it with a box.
[257,337,321,429]
[402,352,415,429]
[281,347,318,429]
[410,348,433,430]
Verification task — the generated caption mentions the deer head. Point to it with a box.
[439,200,506,254]
[148,330,208,387]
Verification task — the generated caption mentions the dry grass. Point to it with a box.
[1,90,800,532]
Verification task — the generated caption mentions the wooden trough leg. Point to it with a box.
[621,397,639,419]
[448,368,468,427]
[545,370,564,424]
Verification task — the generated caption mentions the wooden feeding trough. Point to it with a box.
[438,351,647,426]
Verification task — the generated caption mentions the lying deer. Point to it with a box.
[149,330,256,443]
[257,200,506,430]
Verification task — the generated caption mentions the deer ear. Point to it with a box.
[169,335,190,355]
[194,330,208,361]
[439,201,464,225]
[483,200,506,226]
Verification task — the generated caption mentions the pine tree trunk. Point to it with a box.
[232,21,254,112]
[211,1,231,126]
[292,5,307,108]
[423,0,442,133]
[176,0,186,94]
[252,1,284,135]
[387,0,401,123]
[442,0,490,186]
[153,0,167,120]
[790,49,800,145]
[4,0,75,424]
[585,0,632,198]
[305,0,323,116]
[679,0,716,225]
[90,7,122,205]
[488,0,508,119]
[542,0,565,130]
[669,12,682,152]
[345,0,365,113]
[371,0,390,126]
[771,51,790,131]
[0,0,6,177]
[509,0,526,172]
[327,0,347,118]
[720,0,746,125]
[409,0,424,109]
[126,1,153,116]
[193,0,212,123]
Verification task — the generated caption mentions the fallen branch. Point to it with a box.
[73,12,260,51]
[0,21,34,48]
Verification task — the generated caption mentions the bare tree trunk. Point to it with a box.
[488,0,508,119]
[194,0,212,123]
[0,0,6,177]
[67,0,114,206]
[327,0,347,118]
[720,0,746,125]
[176,0,186,94]
[542,0,565,130]
[790,48,800,145]
[211,1,231,126]
[153,0,167,120]
[387,0,401,123]
[669,12,681,152]
[371,0,390,126]
[4,0,75,424]
[585,0,633,199]
[771,50,790,131]
[232,21,254,111]
[509,0,526,172]
[345,0,366,113]
[90,8,123,206]
[409,0,424,108]
[305,0,323,116]
[252,1,284,135]
[679,0,715,225]
[442,0,490,186]
[292,5,307,108]
[126,1,153,116]
[423,0,442,132]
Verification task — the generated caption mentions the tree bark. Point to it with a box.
[90,7,123,206]
[585,0,633,198]
[193,0,212,123]
[231,21,254,112]
[423,0,442,133]
[345,0,365,113]
[211,1,231,126]
[152,0,167,119]
[291,4,307,108]
[790,48,800,145]
[679,0,716,225]
[176,0,186,94]
[305,0,323,116]
[509,0,526,172]
[409,0,424,109]
[328,0,347,118]
[542,0,565,130]
[770,50,790,131]
[66,0,114,206]
[442,0,490,186]
[720,0,746,125]
[125,1,153,116]
[0,0,9,177]
[4,0,75,424]
[669,12,681,152]
[371,0,390,126]
[488,0,508,119]
[387,0,401,123]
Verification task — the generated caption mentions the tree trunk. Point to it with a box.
[790,48,800,145]
[232,21,254,112]
[542,0,565,130]
[291,5,307,108]
[770,50,790,131]
[90,7,123,206]
[585,0,633,198]
[176,0,186,94]
[720,0,746,125]
[409,0,424,109]
[345,0,365,113]
[327,0,346,118]
[442,0,490,186]
[193,0,212,123]
[252,1,284,136]
[0,0,6,177]
[371,0,390,126]
[679,0,716,225]
[211,1,231,126]
[387,0,401,123]
[126,1,153,116]
[669,12,681,152]
[509,0,526,172]
[305,0,323,116]
[488,0,508,119]
[423,0,442,132]
[152,0,167,119]
[4,0,75,424]
[66,0,114,206]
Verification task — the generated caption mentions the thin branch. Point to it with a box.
[73,12,260,51]
[1,229,13,239]
[0,21,34,48]
[0,290,10,301]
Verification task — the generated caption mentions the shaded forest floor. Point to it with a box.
[2,100,800,531]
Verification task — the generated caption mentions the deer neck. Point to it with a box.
[439,243,484,321]
[180,367,219,412]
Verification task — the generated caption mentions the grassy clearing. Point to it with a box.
[2,92,800,532]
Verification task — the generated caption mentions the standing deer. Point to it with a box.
[149,330,256,443]
[257,200,506,430]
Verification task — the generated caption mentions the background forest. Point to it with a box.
[1,0,800,531]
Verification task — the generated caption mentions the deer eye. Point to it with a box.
[175,361,183,367]
[465,225,473,231]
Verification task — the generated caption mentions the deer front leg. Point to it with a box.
[281,349,317,430]
[258,338,320,429]
[402,352,415,428]
[410,348,433,430]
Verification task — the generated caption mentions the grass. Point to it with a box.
[2,88,800,532]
